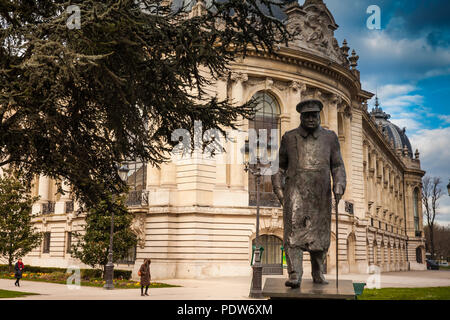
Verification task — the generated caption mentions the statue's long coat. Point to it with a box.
[273,125,346,252]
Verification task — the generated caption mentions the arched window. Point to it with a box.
[248,91,281,207]
[373,241,378,265]
[416,246,423,263]
[253,235,283,265]
[413,188,420,235]
[252,235,283,275]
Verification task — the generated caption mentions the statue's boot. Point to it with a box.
[285,273,301,288]
[311,250,329,284]
[312,272,329,284]
[284,246,303,288]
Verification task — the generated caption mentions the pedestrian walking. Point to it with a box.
[138,259,151,296]
[14,258,24,287]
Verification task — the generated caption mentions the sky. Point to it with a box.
[313,0,450,226]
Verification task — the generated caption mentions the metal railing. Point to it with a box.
[127,190,149,207]
[42,201,55,214]
[345,201,354,215]
[65,201,74,213]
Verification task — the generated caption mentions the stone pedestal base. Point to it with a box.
[262,278,355,300]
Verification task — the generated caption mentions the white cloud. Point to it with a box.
[365,82,427,133]
[409,127,450,179]
[377,84,418,99]
[410,127,450,227]
[424,67,450,78]
[351,29,450,84]
[435,202,450,227]
[391,118,422,132]
[381,94,423,111]
[438,115,450,124]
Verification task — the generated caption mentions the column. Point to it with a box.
[328,94,340,134]
[33,175,50,215]
[38,175,50,201]
[160,162,177,188]
[287,81,306,131]
[229,72,247,191]
[215,76,229,190]
[55,179,71,214]
[146,165,161,189]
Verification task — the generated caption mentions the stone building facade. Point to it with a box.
[21,0,426,279]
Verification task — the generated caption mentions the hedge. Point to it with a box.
[0,265,132,280]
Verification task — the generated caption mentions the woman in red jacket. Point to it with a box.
[14,258,24,287]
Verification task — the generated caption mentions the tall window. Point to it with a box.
[43,232,51,253]
[117,246,137,265]
[413,188,420,233]
[66,232,72,254]
[416,247,423,263]
[125,161,147,191]
[248,91,281,207]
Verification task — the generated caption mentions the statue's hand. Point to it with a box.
[333,184,344,202]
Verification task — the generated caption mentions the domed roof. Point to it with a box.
[370,97,413,158]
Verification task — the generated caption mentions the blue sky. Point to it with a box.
[315,0,450,225]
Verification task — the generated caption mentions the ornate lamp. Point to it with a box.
[104,163,130,290]
[244,158,264,299]
[118,164,130,182]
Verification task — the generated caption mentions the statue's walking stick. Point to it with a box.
[335,196,339,289]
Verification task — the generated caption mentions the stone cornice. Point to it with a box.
[243,46,366,102]
[148,205,282,216]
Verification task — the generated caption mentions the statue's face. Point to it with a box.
[301,111,320,130]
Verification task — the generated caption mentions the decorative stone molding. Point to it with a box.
[190,0,207,17]
[246,76,287,93]
[131,213,147,249]
[230,72,248,84]
[289,80,307,94]
[265,77,274,89]
[284,0,347,65]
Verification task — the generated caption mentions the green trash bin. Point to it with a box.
[353,282,366,299]
[250,245,264,265]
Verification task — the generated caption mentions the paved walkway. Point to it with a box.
[1,270,449,300]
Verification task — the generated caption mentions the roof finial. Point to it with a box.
[349,49,359,70]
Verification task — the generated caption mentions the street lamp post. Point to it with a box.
[244,158,264,299]
[104,164,129,290]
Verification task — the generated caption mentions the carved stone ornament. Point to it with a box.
[131,213,146,249]
[289,80,307,93]
[230,72,248,83]
[285,1,347,65]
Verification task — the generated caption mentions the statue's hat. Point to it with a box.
[296,99,323,113]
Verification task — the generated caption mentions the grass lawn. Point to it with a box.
[0,289,39,299]
[359,287,450,300]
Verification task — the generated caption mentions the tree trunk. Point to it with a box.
[8,256,13,272]
[430,224,435,259]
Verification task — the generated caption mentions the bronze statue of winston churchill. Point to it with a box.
[272,99,346,288]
